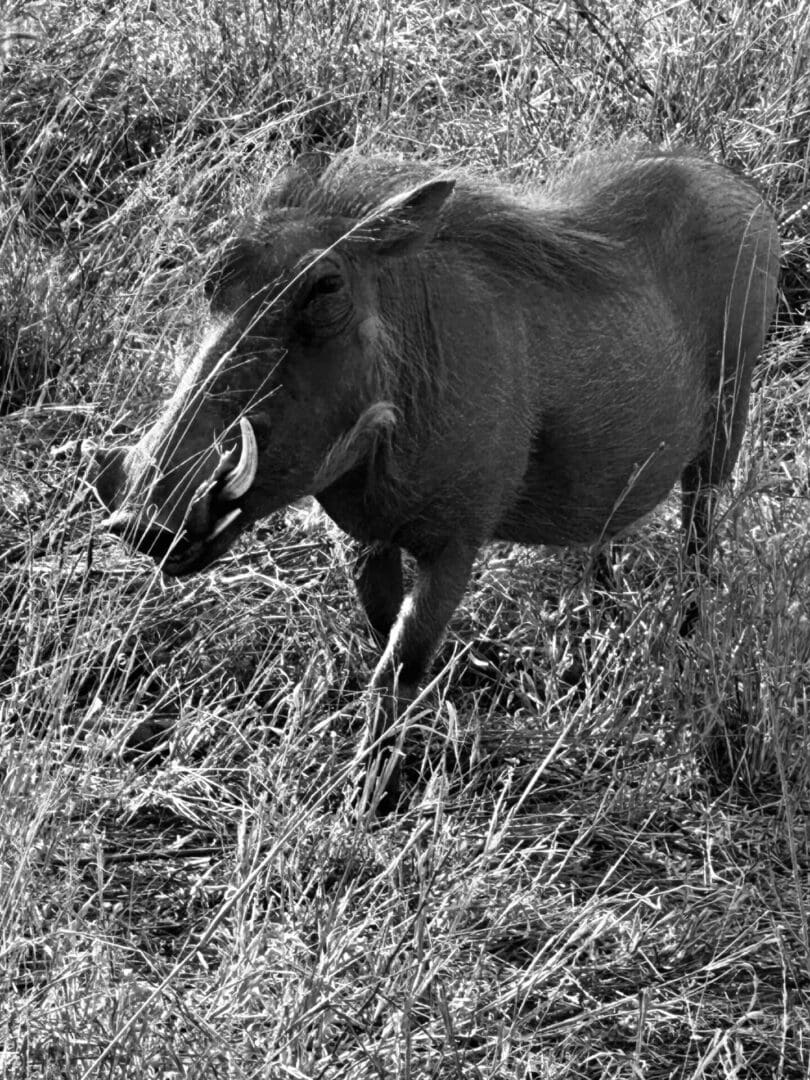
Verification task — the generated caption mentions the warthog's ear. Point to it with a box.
[262,160,319,209]
[362,178,455,256]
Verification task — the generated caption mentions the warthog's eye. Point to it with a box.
[302,272,344,307]
[295,265,352,342]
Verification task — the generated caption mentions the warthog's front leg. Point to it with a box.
[372,538,479,701]
[359,538,478,809]
[353,542,404,642]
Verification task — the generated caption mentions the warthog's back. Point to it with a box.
[489,150,779,546]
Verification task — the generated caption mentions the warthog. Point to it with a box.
[94,146,779,711]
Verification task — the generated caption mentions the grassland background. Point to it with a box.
[1,1,809,1077]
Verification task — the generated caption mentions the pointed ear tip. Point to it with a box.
[421,176,455,198]
[410,175,455,209]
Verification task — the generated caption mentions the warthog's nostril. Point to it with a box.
[88,446,129,512]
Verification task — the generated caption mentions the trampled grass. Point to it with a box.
[1,1,809,1077]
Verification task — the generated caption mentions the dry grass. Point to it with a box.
[1,1,809,1077]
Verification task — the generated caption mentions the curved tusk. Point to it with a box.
[219,417,258,501]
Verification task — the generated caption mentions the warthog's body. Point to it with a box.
[96,146,779,704]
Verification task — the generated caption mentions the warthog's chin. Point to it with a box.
[161,507,245,576]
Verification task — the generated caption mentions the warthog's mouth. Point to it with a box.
[161,505,245,575]
[103,500,247,576]
[102,418,259,576]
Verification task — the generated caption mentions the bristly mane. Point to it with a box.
[264,153,626,293]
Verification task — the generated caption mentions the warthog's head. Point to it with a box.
[93,160,455,574]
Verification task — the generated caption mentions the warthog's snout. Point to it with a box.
[94,418,258,574]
